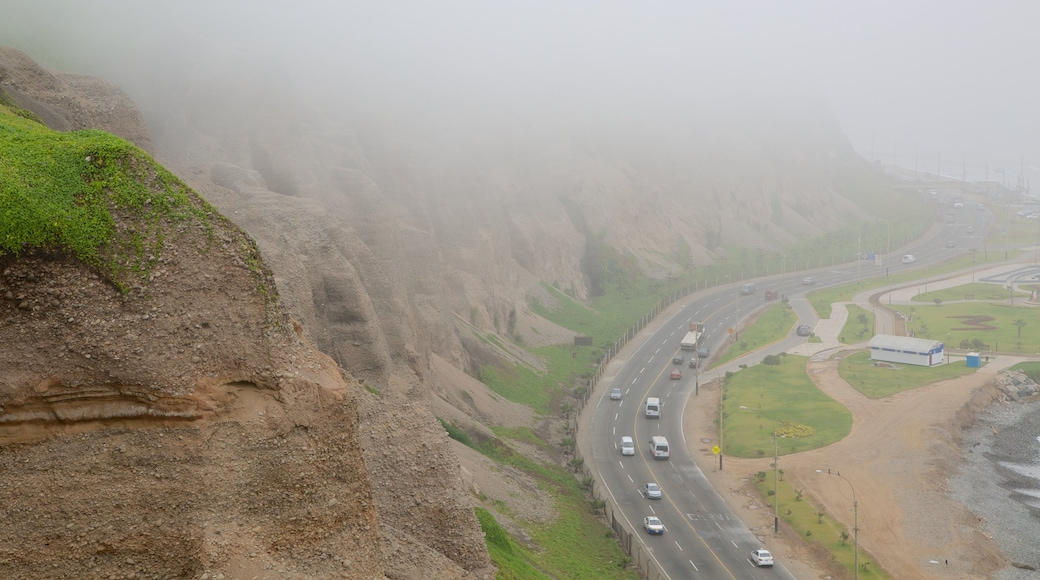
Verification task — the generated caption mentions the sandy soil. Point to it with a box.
[684,352,1014,579]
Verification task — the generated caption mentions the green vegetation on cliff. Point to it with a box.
[0,103,214,289]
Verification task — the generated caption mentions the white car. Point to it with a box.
[802,276,816,285]
[644,482,662,499]
[750,549,774,567]
[620,436,635,456]
[610,388,622,400]
[643,516,664,535]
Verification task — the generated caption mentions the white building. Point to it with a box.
[868,334,944,367]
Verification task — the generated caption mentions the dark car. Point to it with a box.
[687,358,701,369]
[797,324,812,337]
[697,346,710,359]
[672,354,684,365]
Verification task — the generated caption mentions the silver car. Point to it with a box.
[610,388,623,400]
[644,482,662,499]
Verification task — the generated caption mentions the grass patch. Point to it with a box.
[1010,361,1040,383]
[713,301,796,366]
[838,304,875,344]
[721,355,851,457]
[0,104,218,291]
[753,476,889,578]
[891,302,1039,353]
[438,417,475,448]
[475,507,553,580]
[475,436,636,579]
[838,351,977,399]
[910,281,1029,303]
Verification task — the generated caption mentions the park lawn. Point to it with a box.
[754,477,889,579]
[838,351,977,399]
[714,301,796,366]
[910,281,1030,303]
[721,355,851,458]
[838,304,875,345]
[890,302,1040,354]
[806,251,1026,319]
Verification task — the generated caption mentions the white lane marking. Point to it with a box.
[689,561,699,571]
[614,413,619,421]
[639,367,646,373]
[731,540,739,548]
[627,474,634,483]
[649,505,656,514]
[655,348,661,354]
[715,522,723,530]
[674,541,683,551]
[631,378,638,384]
[612,426,616,436]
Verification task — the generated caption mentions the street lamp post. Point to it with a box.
[820,469,859,580]
[773,433,779,535]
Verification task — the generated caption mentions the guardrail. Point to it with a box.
[569,284,704,579]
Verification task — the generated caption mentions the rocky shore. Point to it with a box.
[952,371,1040,579]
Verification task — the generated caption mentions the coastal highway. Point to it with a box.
[589,284,805,579]
[585,191,989,578]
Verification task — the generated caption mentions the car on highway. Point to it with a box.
[610,388,623,400]
[945,239,956,248]
[750,549,774,567]
[697,346,710,359]
[643,516,664,535]
[902,254,916,264]
[796,324,812,337]
[670,368,682,380]
[802,276,816,285]
[644,482,662,499]
[672,354,684,364]
[967,226,975,233]
[976,203,985,211]
[687,358,701,369]
[620,436,635,456]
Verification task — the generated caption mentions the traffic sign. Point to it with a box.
[712,445,721,455]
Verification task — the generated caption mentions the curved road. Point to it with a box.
[583,192,997,578]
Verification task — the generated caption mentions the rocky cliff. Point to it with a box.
[0,47,493,580]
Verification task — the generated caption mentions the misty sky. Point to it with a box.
[3,0,1038,185]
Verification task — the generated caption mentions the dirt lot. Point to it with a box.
[684,352,1013,579]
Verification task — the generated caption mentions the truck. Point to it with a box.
[680,322,705,350]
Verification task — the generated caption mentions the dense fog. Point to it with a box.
[3,0,1039,184]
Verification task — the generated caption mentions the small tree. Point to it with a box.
[762,354,782,366]
[1014,318,1027,338]
[816,511,825,524]
[839,530,850,546]
[933,298,943,306]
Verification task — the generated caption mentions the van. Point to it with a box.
[739,283,756,295]
[902,254,916,264]
[620,436,635,456]
[645,397,660,419]
[649,436,670,459]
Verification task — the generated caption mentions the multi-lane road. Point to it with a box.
[585,196,994,578]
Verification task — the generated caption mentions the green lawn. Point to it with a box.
[910,281,1030,303]
[721,355,851,458]
[838,304,875,345]
[713,301,796,366]
[891,302,1039,354]
[837,351,978,399]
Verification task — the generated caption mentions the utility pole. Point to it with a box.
[773,433,780,535]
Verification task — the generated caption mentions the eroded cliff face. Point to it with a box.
[0,47,494,580]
